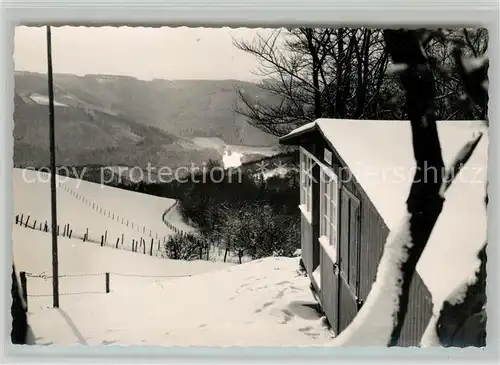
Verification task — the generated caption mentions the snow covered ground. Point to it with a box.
[162,201,197,234]
[262,165,292,180]
[13,167,332,346]
[222,149,243,169]
[14,226,331,346]
[14,168,177,255]
[29,93,68,107]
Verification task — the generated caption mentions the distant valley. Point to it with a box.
[13,72,279,170]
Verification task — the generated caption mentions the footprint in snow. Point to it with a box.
[276,281,290,286]
[101,340,117,345]
[255,301,275,313]
[280,309,294,324]
[274,289,287,300]
[299,326,314,332]
[298,326,321,339]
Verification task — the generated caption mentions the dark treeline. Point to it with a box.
[175,158,301,260]
[30,151,301,261]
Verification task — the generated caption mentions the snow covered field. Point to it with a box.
[13,167,332,346]
[14,168,178,255]
[14,226,331,346]
[29,93,69,107]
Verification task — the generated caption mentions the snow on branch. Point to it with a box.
[452,46,489,113]
[439,131,483,197]
[421,244,486,347]
[421,43,489,348]
[329,29,484,347]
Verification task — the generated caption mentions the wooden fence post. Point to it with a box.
[24,216,30,228]
[143,240,146,254]
[20,271,28,311]
[20,214,24,225]
[100,235,104,247]
[62,224,67,237]
[157,239,160,251]
[69,229,73,239]
[56,225,60,236]
[132,239,135,252]
[44,221,48,232]
[116,238,119,249]
[15,215,18,224]
[121,233,124,246]
[32,220,37,230]
[105,273,110,293]
[39,222,42,231]
[105,230,108,244]
[150,238,154,256]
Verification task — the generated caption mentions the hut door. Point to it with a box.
[339,188,361,298]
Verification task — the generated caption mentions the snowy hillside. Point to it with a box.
[16,225,331,346]
[14,168,179,255]
[13,167,333,346]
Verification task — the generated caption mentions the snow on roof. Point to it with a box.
[282,118,488,304]
[280,121,317,140]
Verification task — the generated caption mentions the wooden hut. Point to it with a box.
[279,118,488,346]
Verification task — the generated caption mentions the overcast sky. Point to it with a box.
[14,26,276,81]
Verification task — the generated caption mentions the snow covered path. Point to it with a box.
[162,200,197,234]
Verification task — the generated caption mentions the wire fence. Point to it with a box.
[19,270,193,307]
[15,176,246,264]
[14,213,168,257]
[24,271,192,280]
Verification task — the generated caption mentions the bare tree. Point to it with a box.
[233,28,392,136]
[234,27,488,138]
[327,29,487,347]
[424,28,489,121]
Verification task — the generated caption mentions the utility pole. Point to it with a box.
[46,25,59,308]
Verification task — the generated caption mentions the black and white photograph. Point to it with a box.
[11,26,488,347]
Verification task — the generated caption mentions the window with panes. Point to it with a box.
[319,169,339,253]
